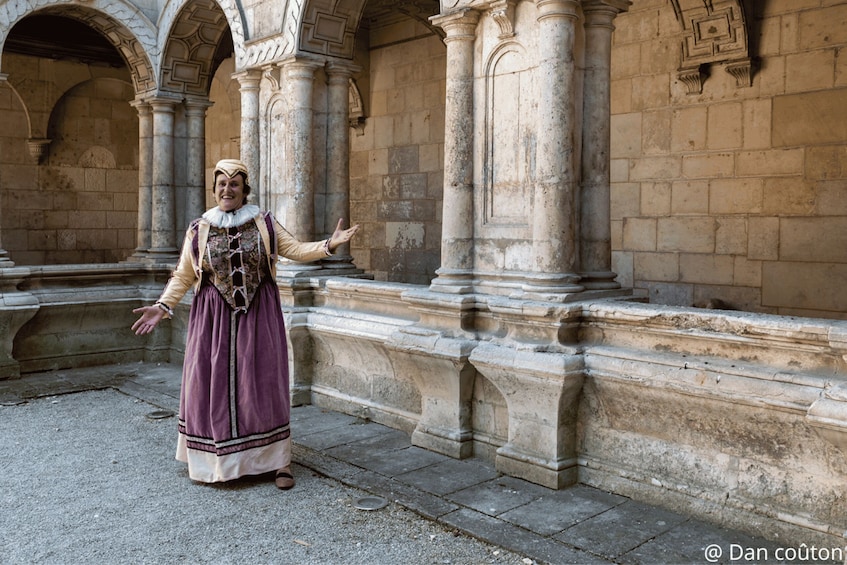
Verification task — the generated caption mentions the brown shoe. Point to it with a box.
[275,467,295,490]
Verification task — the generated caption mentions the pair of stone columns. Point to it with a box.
[131,95,212,260]
[431,0,627,299]
[130,57,357,267]
[270,58,358,270]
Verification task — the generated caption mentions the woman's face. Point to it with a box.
[214,173,246,212]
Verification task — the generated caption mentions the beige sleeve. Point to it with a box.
[157,228,199,311]
[274,219,330,263]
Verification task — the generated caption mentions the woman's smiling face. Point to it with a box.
[214,173,246,212]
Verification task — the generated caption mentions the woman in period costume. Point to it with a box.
[132,158,359,490]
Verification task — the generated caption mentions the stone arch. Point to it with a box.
[0,1,158,94]
[158,0,237,97]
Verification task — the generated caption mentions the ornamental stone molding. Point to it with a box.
[0,0,158,94]
[670,0,753,94]
[242,0,300,69]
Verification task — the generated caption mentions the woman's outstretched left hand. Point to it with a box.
[131,305,166,335]
[328,218,360,252]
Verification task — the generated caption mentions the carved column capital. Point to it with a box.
[582,0,631,26]
[431,9,480,41]
[536,0,580,21]
[232,68,262,89]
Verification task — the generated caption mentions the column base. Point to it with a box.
[0,249,14,267]
[278,262,368,279]
[517,273,585,301]
[429,268,474,294]
[579,270,621,290]
[130,249,180,264]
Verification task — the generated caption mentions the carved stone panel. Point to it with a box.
[483,44,534,227]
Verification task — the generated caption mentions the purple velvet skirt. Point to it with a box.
[175,278,291,482]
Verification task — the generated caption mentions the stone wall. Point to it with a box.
[610,1,847,319]
[0,53,137,265]
[348,21,446,284]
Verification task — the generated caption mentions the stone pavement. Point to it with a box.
[1,362,840,565]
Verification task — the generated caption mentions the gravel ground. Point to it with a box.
[1,389,531,565]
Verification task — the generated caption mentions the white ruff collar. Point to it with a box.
[202,204,261,228]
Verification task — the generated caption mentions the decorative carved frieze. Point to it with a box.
[670,0,752,93]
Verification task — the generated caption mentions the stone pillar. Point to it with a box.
[429,9,480,294]
[0,74,14,265]
[525,0,584,299]
[324,62,359,270]
[234,70,262,202]
[184,98,213,222]
[130,98,153,258]
[148,96,180,258]
[281,58,323,245]
[580,1,628,289]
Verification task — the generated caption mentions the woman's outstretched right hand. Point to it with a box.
[132,305,166,335]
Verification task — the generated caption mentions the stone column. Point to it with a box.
[281,58,323,246]
[129,98,153,258]
[429,9,480,294]
[0,74,14,265]
[234,70,262,201]
[324,62,359,270]
[148,96,180,258]
[580,1,628,289]
[525,0,584,299]
[184,98,213,223]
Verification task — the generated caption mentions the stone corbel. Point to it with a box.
[27,138,51,164]
[806,383,847,455]
[725,57,753,88]
[489,0,517,39]
[262,64,281,91]
[348,77,366,136]
[677,65,705,95]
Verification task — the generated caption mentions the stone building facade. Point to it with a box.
[1,0,847,550]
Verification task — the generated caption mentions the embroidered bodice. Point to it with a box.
[200,206,270,313]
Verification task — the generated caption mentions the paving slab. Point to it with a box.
[499,484,629,537]
[346,444,450,476]
[440,508,613,565]
[554,500,690,558]
[393,456,501,496]
[446,475,554,516]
